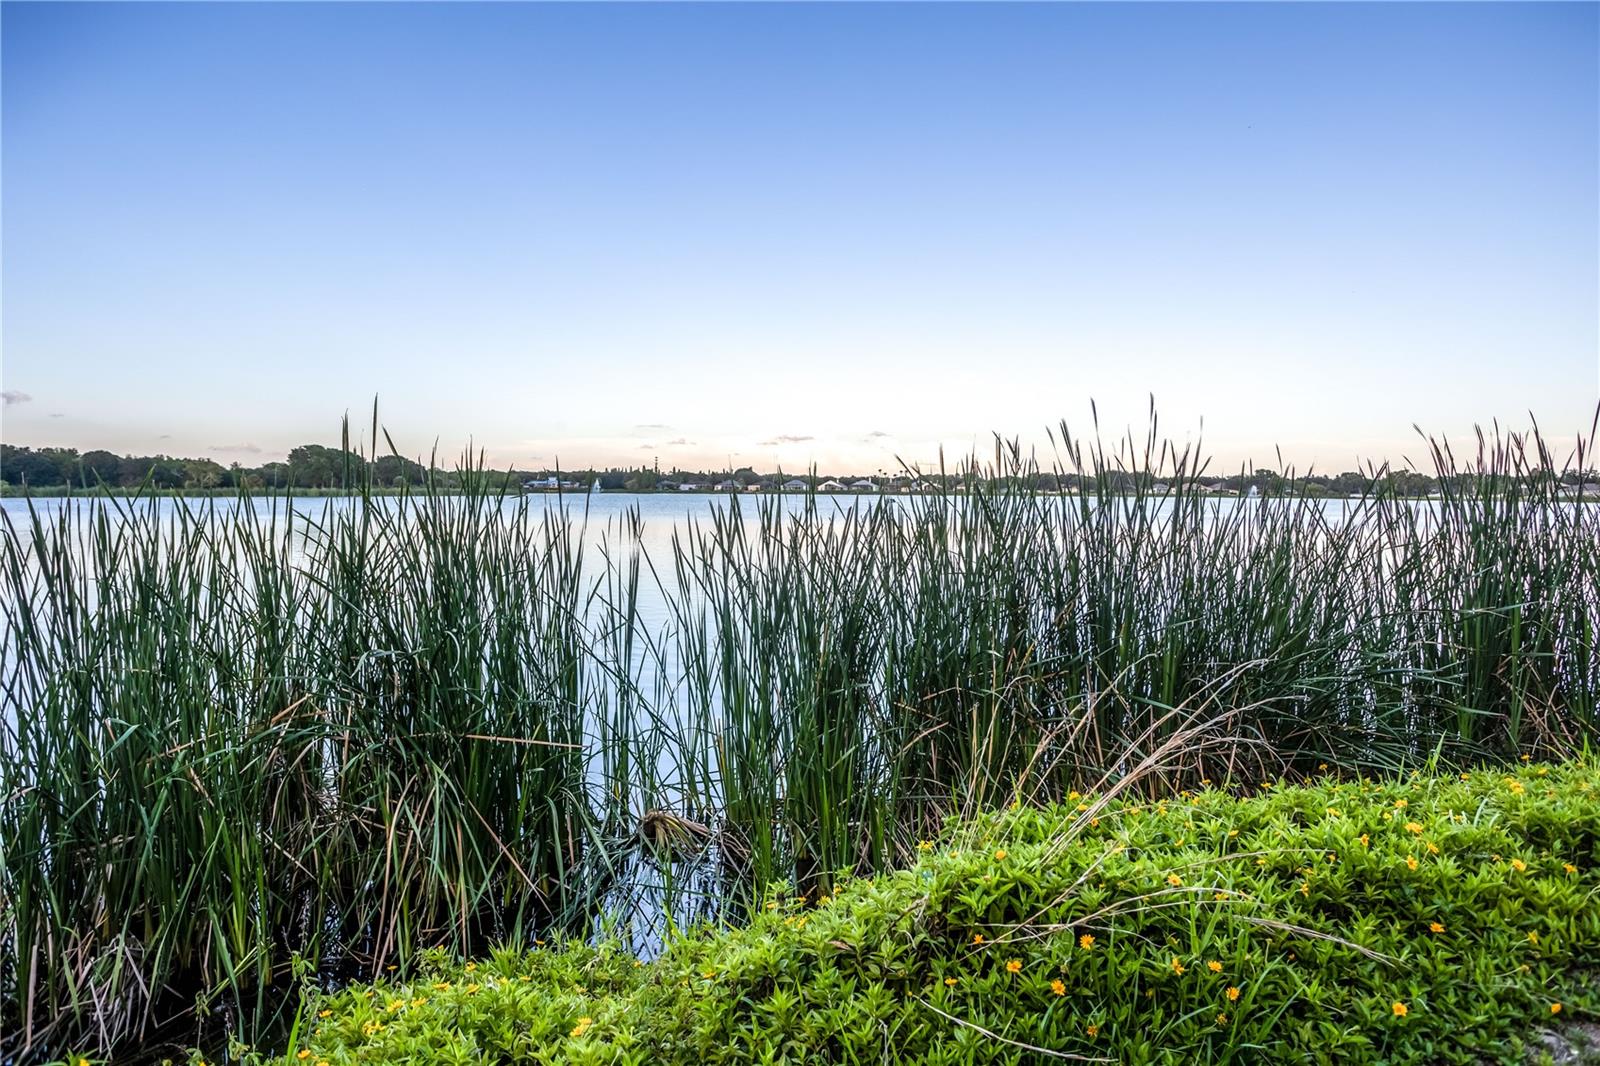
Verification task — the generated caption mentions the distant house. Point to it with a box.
[743,482,762,492]
[818,479,848,492]
[849,479,876,492]
[1152,482,1170,494]
[781,478,809,492]
[678,482,703,492]
[714,479,739,491]
[523,476,558,491]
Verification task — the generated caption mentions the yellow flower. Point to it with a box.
[1085,1023,1099,1038]
[1552,1003,1563,1015]
[318,1009,333,1018]
[1207,960,1223,973]
[1079,933,1095,951]
[1216,1012,1228,1026]
[1050,978,1066,996]
[466,983,481,994]
[944,976,958,986]
[1529,931,1541,945]
[1214,892,1229,901]
[1392,1001,1409,1017]
[1226,986,1241,1002]
[1005,958,1022,974]
[1511,858,1527,873]
[994,849,1007,860]
[1425,841,1439,855]
[318,1062,330,1066]
[1394,799,1407,808]
[1359,834,1369,847]
[1565,863,1578,874]
[1429,921,1444,934]
[1405,855,1419,871]
[1227,829,1239,838]
[1170,957,1185,975]
[464,962,477,971]
[298,1052,312,1061]
[385,999,403,1012]
[570,1015,594,1038]
[972,933,984,945]
[1166,873,1183,887]
[1404,821,1423,834]
[917,840,932,851]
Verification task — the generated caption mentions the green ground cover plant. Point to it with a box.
[251,760,1600,1066]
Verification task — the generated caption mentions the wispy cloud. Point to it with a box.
[665,437,693,446]
[635,423,671,431]
[864,430,891,440]
[48,413,65,419]
[759,434,814,446]
[2,390,31,406]
[210,442,263,454]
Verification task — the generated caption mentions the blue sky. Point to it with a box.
[3,2,1596,473]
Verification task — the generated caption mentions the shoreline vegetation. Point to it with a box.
[3,409,1599,1063]
[260,760,1600,1066]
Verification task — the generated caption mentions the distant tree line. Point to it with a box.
[4,443,1595,497]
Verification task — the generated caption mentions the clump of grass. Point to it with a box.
[0,429,610,1057]
[262,760,1600,1065]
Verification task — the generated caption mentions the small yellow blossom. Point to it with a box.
[1086,1023,1099,1038]
[1216,1012,1228,1026]
[1050,978,1066,996]
[972,933,984,945]
[298,1052,311,1061]
[1429,921,1444,934]
[1552,1003,1563,1015]
[1529,931,1541,945]
[1394,799,1407,808]
[1511,858,1527,873]
[994,849,1007,860]
[1170,957,1185,975]
[1565,863,1578,874]
[570,1016,594,1038]
[1392,1001,1408,1017]
[944,976,958,986]
[1005,958,1022,974]
[1079,933,1095,950]
[464,961,477,971]
[1404,821,1423,834]
[917,840,932,851]
[1405,855,1419,871]
[1167,874,1183,887]
[1207,960,1223,973]
[1426,841,1439,855]
[318,1009,333,1018]
[1226,986,1241,1002]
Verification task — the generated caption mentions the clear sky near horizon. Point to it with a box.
[2,2,1597,475]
